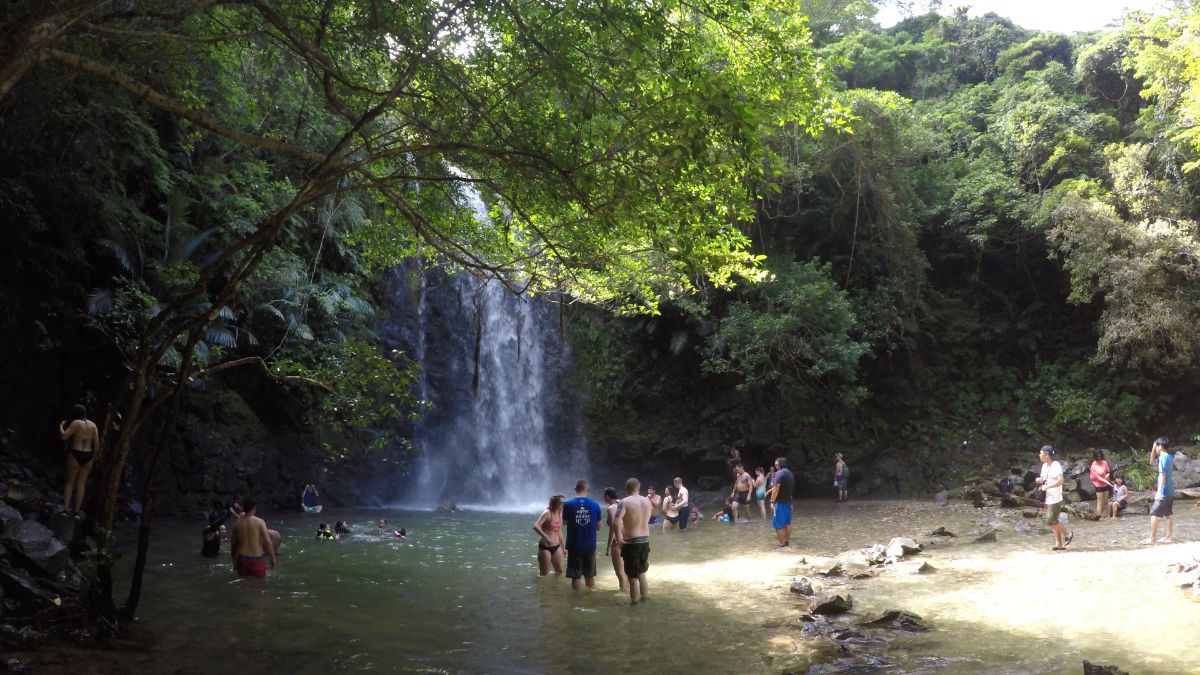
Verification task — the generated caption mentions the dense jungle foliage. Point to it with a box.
[0,0,835,620]
[5,0,1200,623]
[568,1,1200,490]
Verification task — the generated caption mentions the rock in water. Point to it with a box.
[973,529,998,544]
[809,593,853,615]
[886,537,921,558]
[1082,660,1129,675]
[930,526,956,537]
[790,577,815,596]
[861,609,929,632]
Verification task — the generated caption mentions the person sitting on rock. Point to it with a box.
[1109,476,1128,518]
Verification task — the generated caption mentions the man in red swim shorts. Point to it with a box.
[231,498,275,578]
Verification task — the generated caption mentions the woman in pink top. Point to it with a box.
[1089,449,1114,519]
[532,494,565,576]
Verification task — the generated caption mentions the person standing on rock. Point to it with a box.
[1035,446,1072,551]
[562,480,602,591]
[59,403,100,515]
[617,478,652,604]
[231,499,276,578]
[602,487,627,591]
[730,464,754,521]
[1143,438,1175,545]
[766,457,795,547]
[1089,449,1114,519]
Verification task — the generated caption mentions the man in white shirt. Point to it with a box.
[1034,445,1073,551]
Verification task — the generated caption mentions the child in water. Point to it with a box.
[393,528,407,540]
[714,497,735,523]
[334,520,350,536]
[316,523,334,540]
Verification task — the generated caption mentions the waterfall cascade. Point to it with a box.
[381,192,588,510]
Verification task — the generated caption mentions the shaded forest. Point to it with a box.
[3,0,1200,626]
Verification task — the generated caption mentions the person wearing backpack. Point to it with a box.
[834,453,849,503]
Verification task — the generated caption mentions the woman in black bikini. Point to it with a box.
[532,494,565,576]
[59,403,99,515]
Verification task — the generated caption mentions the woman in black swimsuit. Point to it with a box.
[532,494,565,576]
[59,403,99,514]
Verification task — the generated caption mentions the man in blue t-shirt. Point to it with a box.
[1144,437,1176,545]
[767,457,795,548]
[562,479,603,590]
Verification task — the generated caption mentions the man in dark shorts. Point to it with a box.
[730,464,754,521]
[562,479,602,590]
[1143,438,1175,545]
[618,477,652,604]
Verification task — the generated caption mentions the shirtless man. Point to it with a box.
[617,478,652,604]
[646,487,662,525]
[730,464,754,521]
[230,499,276,578]
[602,487,627,591]
[59,404,100,514]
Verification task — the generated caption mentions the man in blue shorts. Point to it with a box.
[767,457,795,547]
[562,479,602,590]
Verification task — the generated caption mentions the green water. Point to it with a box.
[115,500,1200,674]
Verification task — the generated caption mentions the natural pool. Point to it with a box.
[75,500,1200,673]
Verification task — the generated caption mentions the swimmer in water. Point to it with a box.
[393,528,407,540]
[334,521,350,536]
[377,518,388,533]
[316,523,334,540]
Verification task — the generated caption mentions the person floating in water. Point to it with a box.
[58,403,99,515]
[377,518,388,534]
[316,523,334,540]
[302,483,322,513]
[532,494,565,576]
[231,499,275,578]
[393,528,407,540]
[334,521,350,536]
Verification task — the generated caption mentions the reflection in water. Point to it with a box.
[118,500,1199,674]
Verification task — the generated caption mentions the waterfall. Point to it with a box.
[381,189,589,510]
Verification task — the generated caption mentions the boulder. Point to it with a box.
[809,593,852,615]
[934,490,949,505]
[1082,661,1129,675]
[46,511,76,546]
[0,566,55,607]
[973,529,998,544]
[4,520,69,578]
[930,526,956,537]
[816,561,843,577]
[864,543,887,565]
[886,537,921,558]
[1021,509,1040,519]
[790,577,815,596]
[861,609,929,632]
[0,503,20,538]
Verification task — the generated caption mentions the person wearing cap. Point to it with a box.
[1142,437,1175,545]
[1034,445,1073,550]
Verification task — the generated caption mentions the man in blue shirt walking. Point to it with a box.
[1143,437,1176,545]
[562,479,603,590]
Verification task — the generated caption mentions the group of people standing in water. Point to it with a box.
[530,458,801,604]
